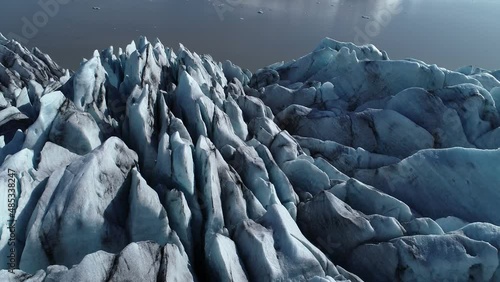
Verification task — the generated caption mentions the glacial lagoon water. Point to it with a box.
[1,0,499,72]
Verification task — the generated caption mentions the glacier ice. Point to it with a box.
[347,234,498,281]
[355,147,500,225]
[20,137,139,273]
[1,34,500,281]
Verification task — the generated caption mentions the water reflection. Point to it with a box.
[0,0,498,71]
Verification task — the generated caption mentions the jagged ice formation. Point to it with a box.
[1,32,500,281]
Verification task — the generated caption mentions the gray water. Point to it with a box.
[1,0,499,72]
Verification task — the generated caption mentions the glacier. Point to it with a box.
[1,33,500,281]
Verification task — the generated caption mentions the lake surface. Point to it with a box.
[1,0,499,72]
